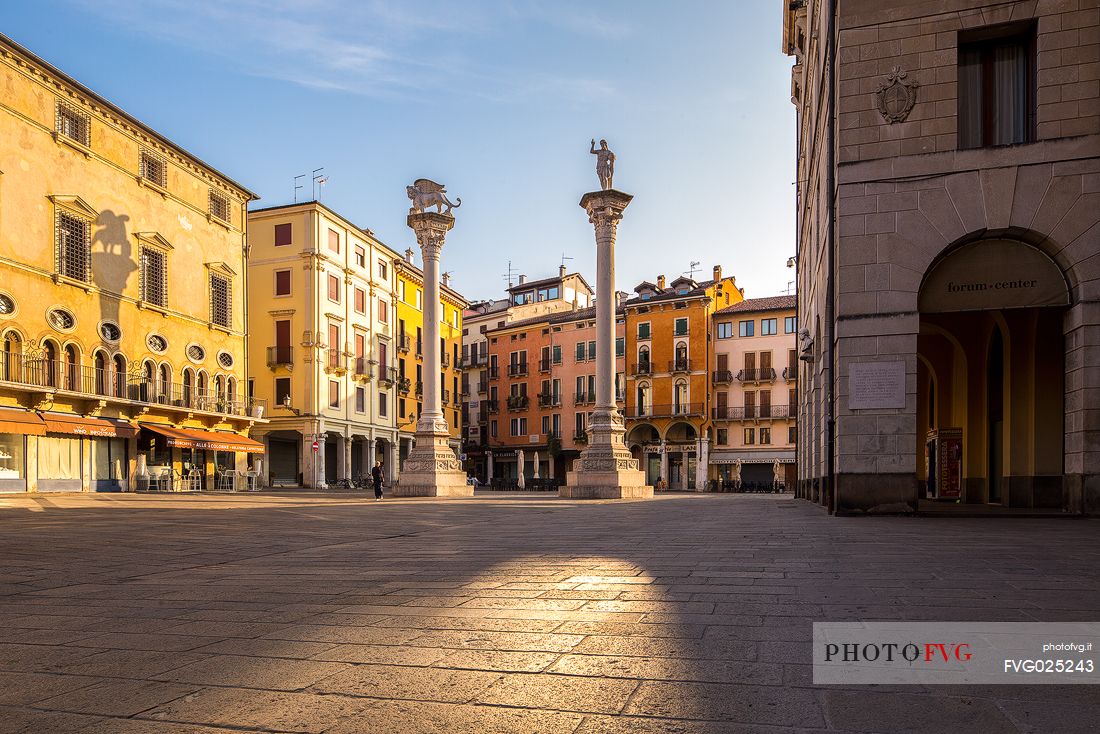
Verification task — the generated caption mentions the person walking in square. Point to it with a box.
[371,460,385,500]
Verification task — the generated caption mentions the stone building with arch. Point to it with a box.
[0,33,263,493]
[784,0,1099,513]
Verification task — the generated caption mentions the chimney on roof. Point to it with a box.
[442,272,451,287]
[518,274,527,285]
[559,265,567,278]
[713,265,722,281]
[657,275,666,289]
[404,248,414,264]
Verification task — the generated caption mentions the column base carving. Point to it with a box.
[561,417,652,500]
[392,430,471,497]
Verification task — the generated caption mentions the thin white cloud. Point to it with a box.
[66,0,618,102]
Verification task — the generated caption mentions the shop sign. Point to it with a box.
[919,240,1069,313]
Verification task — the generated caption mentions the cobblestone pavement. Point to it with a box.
[0,491,1097,733]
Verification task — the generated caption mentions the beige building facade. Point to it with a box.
[0,33,262,493]
[784,0,1099,513]
[246,202,400,487]
[710,296,799,488]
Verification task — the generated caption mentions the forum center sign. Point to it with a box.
[918,239,1069,314]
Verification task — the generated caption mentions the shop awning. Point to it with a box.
[0,407,46,436]
[141,424,265,453]
[40,413,137,439]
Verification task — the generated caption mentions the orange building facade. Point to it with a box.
[623,267,744,490]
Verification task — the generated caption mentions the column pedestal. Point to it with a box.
[392,427,471,496]
[561,188,651,500]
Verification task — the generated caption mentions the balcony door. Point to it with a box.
[760,351,772,377]
[760,390,771,418]
[275,320,291,363]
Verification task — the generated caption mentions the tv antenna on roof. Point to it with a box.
[685,261,701,280]
[501,260,518,288]
[293,174,305,203]
[312,168,327,201]
[560,253,574,269]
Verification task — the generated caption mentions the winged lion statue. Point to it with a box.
[407,179,461,215]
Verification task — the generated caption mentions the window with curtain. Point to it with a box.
[38,436,81,480]
[958,25,1035,149]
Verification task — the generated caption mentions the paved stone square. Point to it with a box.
[0,492,1097,733]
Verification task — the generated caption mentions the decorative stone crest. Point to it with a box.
[875,66,918,124]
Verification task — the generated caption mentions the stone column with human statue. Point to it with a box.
[561,140,652,499]
[392,179,471,497]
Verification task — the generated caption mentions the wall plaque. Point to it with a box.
[849,360,906,410]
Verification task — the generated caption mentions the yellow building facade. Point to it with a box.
[394,250,465,466]
[245,202,401,488]
[0,33,262,493]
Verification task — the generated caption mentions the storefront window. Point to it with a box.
[0,433,25,481]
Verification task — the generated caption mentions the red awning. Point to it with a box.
[0,407,46,436]
[40,413,137,439]
[140,424,264,453]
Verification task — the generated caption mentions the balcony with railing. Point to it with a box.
[507,362,528,378]
[441,388,451,404]
[506,394,529,411]
[397,376,411,394]
[485,399,500,415]
[488,366,500,380]
[712,369,734,385]
[397,334,411,353]
[782,366,798,381]
[631,361,652,376]
[441,353,451,368]
[325,348,344,372]
[378,365,397,385]
[625,402,704,419]
[736,367,777,382]
[711,404,790,420]
[415,380,424,397]
[538,358,552,373]
[537,392,561,408]
[574,391,594,406]
[353,357,373,378]
[476,381,487,394]
[415,341,424,358]
[0,357,266,418]
[573,429,588,443]
[669,358,692,373]
[266,346,293,368]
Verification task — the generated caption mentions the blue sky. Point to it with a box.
[2,1,796,303]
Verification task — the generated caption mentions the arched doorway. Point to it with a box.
[916,238,1070,508]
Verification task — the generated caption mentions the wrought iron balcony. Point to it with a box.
[485,399,500,414]
[712,369,734,385]
[669,358,692,373]
[441,352,451,368]
[353,357,373,378]
[736,367,777,383]
[488,366,500,380]
[397,334,411,353]
[507,363,528,378]
[325,348,344,371]
[378,365,397,384]
[266,346,293,368]
[538,358,552,373]
[416,341,424,357]
[574,392,594,406]
[506,394,529,411]
[631,361,652,376]
[441,388,451,404]
[537,393,560,408]
[625,402,704,419]
[711,404,790,420]
[397,376,411,393]
[476,381,487,394]
[782,366,798,381]
[1,357,266,418]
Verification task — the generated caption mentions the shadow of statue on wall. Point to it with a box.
[90,210,137,361]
